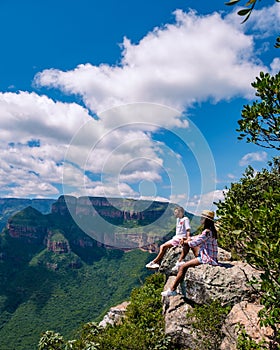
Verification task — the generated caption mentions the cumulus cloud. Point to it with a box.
[186,189,226,215]
[244,2,280,39]
[60,103,181,199]
[271,58,280,75]
[1,6,278,199]
[0,91,91,142]
[0,92,91,197]
[82,178,138,199]
[239,151,268,166]
[34,9,274,115]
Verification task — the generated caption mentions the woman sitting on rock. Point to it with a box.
[161,210,218,297]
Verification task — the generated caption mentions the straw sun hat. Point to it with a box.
[201,210,215,221]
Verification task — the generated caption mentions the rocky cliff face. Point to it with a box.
[0,198,55,231]
[99,247,273,349]
[160,247,272,349]
[8,223,46,243]
[51,195,172,223]
[4,195,195,251]
[4,206,85,269]
[46,231,71,254]
[50,195,179,249]
[99,301,130,328]
[7,206,48,244]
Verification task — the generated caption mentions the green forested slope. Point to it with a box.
[0,249,152,350]
[0,197,179,350]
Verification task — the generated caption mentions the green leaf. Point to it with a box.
[240,12,252,23]
[225,0,240,5]
[245,0,256,6]
[237,8,252,16]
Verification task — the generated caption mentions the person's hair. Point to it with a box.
[174,206,185,215]
[203,218,218,239]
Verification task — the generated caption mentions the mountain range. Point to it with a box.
[0,195,197,350]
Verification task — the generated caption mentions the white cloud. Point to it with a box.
[239,151,267,166]
[139,195,170,202]
[35,9,271,114]
[169,193,189,206]
[119,169,162,183]
[0,91,92,197]
[0,7,278,199]
[84,128,164,174]
[186,190,226,214]
[84,180,137,199]
[0,91,91,143]
[245,2,280,39]
[270,58,280,75]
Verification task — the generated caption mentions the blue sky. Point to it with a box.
[0,0,279,215]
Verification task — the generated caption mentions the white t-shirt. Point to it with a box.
[175,217,191,238]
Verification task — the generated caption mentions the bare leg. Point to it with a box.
[178,243,190,262]
[171,258,201,291]
[153,242,173,264]
[178,243,200,262]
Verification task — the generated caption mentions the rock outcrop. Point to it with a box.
[99,247,272,349]
[159,247,272,349]
[4,195,199,251]
[51,195,173,225]
[99,301,130,328]
[50,195,182,249]
[7,206,48,244]
[46,231,71,254]
[221,301,274,350]
[0,198,55,231]
[162,261,260,305]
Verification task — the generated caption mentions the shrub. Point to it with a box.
[216,157,280,346]
[186,299,231,350]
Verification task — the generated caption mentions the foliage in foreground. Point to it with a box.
[236,326,270,350]
[216,157,280,347]
[237,71,280,151]
[225,0,280,48]
[186,299,231,350]
[38,273,174,350]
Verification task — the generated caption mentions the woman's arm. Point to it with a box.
[188,229,209,247]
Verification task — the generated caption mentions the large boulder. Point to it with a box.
[159,246,232,276]
[220,301,274,350]
[99,301,130,328]
[160,247,268,349]
[99,246,271,349]
[163,294,196,350]
[179,261,260,305]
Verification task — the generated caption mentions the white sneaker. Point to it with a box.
[171,261,185,272]
[161,289,177,297]
[145,261,160,269]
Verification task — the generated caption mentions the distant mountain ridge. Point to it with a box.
[0,197,55,231]
[3,195,196,250]
[51,195,188,249]
[0,195,197,350]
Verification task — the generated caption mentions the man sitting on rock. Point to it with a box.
[161,210,218,297]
